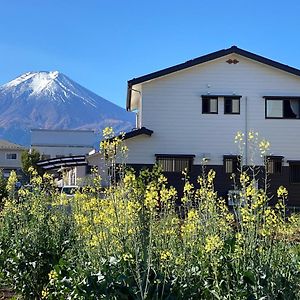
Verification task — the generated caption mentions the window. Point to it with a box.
[86,165,93,175]
[6,153,17,160]
[224,97,240,114]
[202,95,242,114]
[265,97,300,119]
[155,154,194,173]
[266,156,283,174]
[202,97,218,114]
[3,169,13,178]
[224,155,240,174]
[289,161,300,183]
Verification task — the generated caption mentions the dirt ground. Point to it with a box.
[0,288,15,300]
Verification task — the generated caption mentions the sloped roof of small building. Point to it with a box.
[106,127,153,142]
[36,155,87,170]
[0,139,25,150]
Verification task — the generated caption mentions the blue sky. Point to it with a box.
[1,0,300,108]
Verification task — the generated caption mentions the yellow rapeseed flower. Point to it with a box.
[248,131,255,141]
[205,235,224,253]
[48,270,58,281]
[235,131,244,143]
[41,288,49,299]
[144,185,159,211]
[259,139,270,155]
[122,253,134,262]
[277,186,288,199]
[102,127,114,138]
[240,172,250,184]
[160,250,172,261]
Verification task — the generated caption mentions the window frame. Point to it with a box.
[202,96,218,114]
[264,96,300,119]
[155,154,195,173]
[223,155,241,174]
[86,165,93,175]
[224,97,240,114]
[6,153,17,160]
[266,156,283,175]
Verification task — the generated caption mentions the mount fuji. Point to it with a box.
[0,71,135,145]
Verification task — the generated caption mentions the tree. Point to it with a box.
[21,148,41,176]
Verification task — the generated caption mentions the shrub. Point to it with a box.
[0,170,75,299]
[0,129,300,299]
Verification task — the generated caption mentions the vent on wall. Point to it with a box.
[226,58,239,64]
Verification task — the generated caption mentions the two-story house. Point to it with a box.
[122,46,300,207]
[0,139,25,178]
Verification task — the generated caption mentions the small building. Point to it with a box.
[36,151,109,187]
[32,129,96,187]
[31,129,95,159]
[36,155,89,187]
[0,139,25,178]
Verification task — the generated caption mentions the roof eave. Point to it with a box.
[106,127,153,142]
[233,47,300,77]
[128,47,232,86]
[126,48,230,110]
[126,46,300,110]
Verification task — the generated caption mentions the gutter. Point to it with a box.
[126,82,133,111]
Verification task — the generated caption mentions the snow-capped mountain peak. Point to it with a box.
[0,71,134,145]
[2,71,73,101]
[29,71,59,95]
[4,71,58,88]
[0,71,105,106]
[3,72,36,88]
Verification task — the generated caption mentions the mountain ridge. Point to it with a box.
[0,71,134,146]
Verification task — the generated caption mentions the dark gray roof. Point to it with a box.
[107,127,153,142]
[123,127,153,140]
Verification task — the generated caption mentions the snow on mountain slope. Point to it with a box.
[0,71,135,145]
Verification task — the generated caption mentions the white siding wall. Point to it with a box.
[126,54,300,166]
[87,153,110,186]
[35,146,93,158]
[31,130,95,146]
[31,130,95,158]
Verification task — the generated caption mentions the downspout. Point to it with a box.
[245,96,248,165]
[134,89,142,129]
[138,89,142,129]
